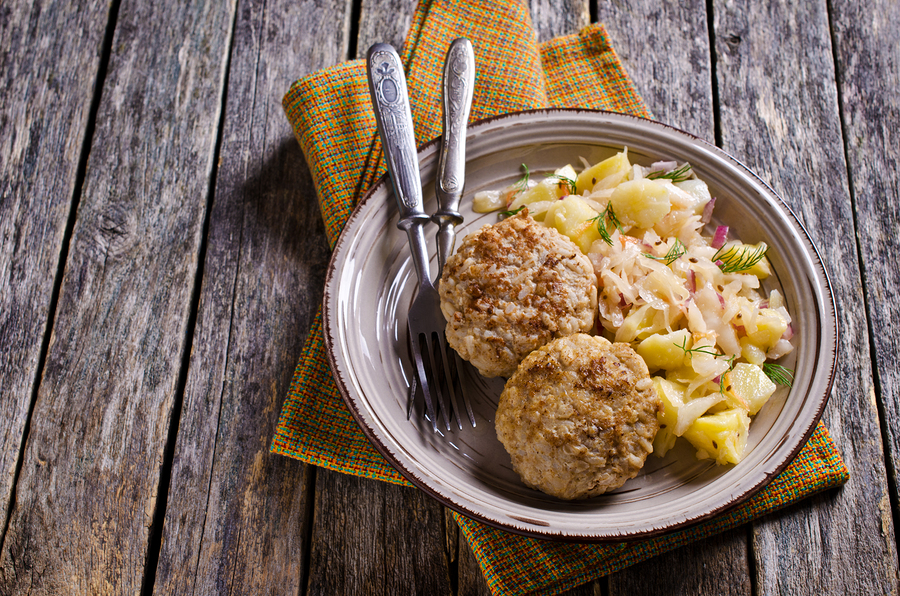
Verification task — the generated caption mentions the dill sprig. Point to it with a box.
[645,238,686,265]
[718,356,737,394]
[712,243,768,273]
[763,363,794,387]
[675,338,735,393]
[590,203,623,245]
[647,162,693,183]
[547,174,577,195]
[676,337,720,358]
[512,163,531,195]
[500,205,527,218]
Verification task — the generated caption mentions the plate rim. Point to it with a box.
[321,107,839,541]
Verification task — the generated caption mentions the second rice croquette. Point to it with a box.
[438,213,597,378]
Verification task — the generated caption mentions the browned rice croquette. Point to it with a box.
[495,334,661,500]
[438,212,597,378]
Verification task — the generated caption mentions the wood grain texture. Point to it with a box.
[609,528,751,596]
[0,0,236,592]
[530,0,590,42]
[830,0,900,515]
[356,0,414,58]
[596,0,714,140]
[0,0,111,532]
[149,0,348,594]
[307,471,452,596]
[710,0,898,593]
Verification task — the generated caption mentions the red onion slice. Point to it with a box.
[712,225,729,249]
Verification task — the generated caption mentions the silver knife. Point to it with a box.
[433,38,475,280]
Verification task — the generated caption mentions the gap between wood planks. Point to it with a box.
[823,0,900,561]
[0,0,123,560]
[136,2,242,595]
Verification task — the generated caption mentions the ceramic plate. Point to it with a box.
[323,109,837,541]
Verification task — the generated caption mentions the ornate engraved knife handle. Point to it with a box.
[366,43,432,288]
[435,38,475,277]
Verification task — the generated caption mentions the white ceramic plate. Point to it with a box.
[323,109,837,541]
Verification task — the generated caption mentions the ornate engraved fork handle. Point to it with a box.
[367,43,432,290]
[435,38,475,277]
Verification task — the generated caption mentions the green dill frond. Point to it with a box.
[676,337,720,358]
[500,205,527,218]
[713,243,768,273]
[513,163,531,194]
[763,363,794,387]
[647,162,693,183]
[590,203,623,245]
[645,238,686,265]
[547,174,577,195]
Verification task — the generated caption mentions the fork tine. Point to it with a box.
[435,332,464,430]
[451,351,477,427]
[405,370,417,420]
[425,332,452,431]
[410,331,439,431]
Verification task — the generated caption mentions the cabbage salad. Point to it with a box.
[473,149,795,465]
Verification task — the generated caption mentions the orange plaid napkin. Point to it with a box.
[274,1,848,594]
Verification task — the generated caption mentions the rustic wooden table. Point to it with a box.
[1,0,898,593]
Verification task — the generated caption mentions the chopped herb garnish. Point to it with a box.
[712,243,768,273]
[500,205,527,218]
[645,238,686,265]
[590,203,623,245]
[647,162,693,183]
[676,337,720,358]
[547,174,577,195]
[763,363,794,387]
[512,163,531,195]
[718,356,737,394]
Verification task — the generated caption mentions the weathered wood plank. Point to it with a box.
[0,0,111,534]
[356,0,413,57]
[0,0,236,592]
[149,0,349,593]
[830,0,900,540]
[307,471,452,595]
[530,0,590,41]
[611,528,751,596]
[710,0,898,593]
[596,0,714,140]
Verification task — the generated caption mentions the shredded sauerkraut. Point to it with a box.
[473,149,795,465]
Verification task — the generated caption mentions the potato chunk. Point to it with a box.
[576,151,631,194]
[544,195,600,253]
[728,362,776,415]
[637,329,691,372]
[609,179,671,229]
[683,408,750,465]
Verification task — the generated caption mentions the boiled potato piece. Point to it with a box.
[739,337,767,365]
[652,378,685,457]
[508,165,578,211]
[746,308,788,352]
[576,151,631,194]
[683,408,750,465]
[728,362,776,415]
[609,179,671,229]
[637,329,691,372]
[545,195,600,253]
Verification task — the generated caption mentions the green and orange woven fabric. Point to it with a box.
[273,1,848,594]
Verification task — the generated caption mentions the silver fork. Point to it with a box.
[366,43,458,431]
[432,38,476,429]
